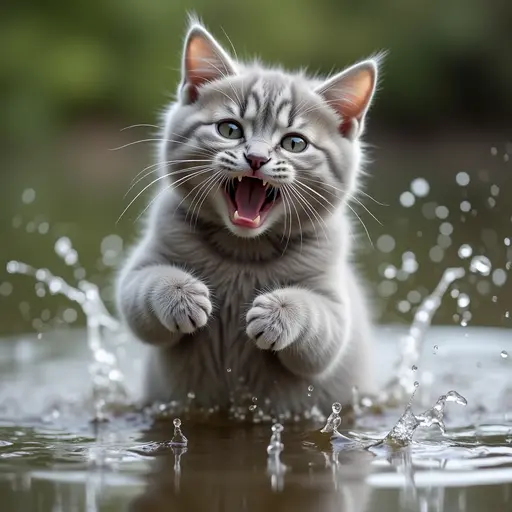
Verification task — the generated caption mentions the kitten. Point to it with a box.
[116,17,382,417]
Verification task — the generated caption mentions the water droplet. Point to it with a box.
[435,205,449,219]
[399,191,415,207]
[383,264,397,279]
[458,244,473,259]
[173,418,181,427]
[376,234,396,253]
[187,392,195,400]
[249,405,257,411]
[411,365,418,371]
[414,381,419,388]
[455,172,470,186]
[457,294,470,309]
[332,402,342,414]
[0,282,13,297]
[307,385,314,392]
[54,237,72,258]
[226,368,232,373]
[271,423,283,433]
[433,345,439,354]
[470,255,492,276]
[492,269,507,287]
[410,177,430,197]
[501,351,508,359]
[21,188,36,204]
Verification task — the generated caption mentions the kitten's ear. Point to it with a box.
[180,21,237,104]
[314,58,379,139]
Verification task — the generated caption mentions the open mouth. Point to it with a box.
[223,177,281,229]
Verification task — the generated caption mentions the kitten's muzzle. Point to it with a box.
[244,152,270,171]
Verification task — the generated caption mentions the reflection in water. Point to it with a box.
[128,428,374,512]
[172,445,187,492]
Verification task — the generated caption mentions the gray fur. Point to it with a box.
[116,19,382,417]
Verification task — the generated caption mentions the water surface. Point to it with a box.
[1,325,511,511]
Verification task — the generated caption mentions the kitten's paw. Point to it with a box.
[152,273,212,334]
[246,291,304,351]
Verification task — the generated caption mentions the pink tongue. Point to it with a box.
[234,179,266,219]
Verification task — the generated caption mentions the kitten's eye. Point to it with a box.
[217,120,244,139]
[281,134,308,153]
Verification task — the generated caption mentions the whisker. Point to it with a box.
[287,183,329,242]
[133,168,214,223]
[279,188,293,256]
[281,187,303,253]
[299,176,384,225]
[285,184,320,245]
[346,203,374,247]
[126,160,211,196]
[120,124,161,131]
[118,167,212,223]
[193,172,225,231]
[190,171,223,230]
[294,180,336,210]
[109,138,216,155]
[300,176,388,206]
[185,172,220,226]
[170,169,216,221]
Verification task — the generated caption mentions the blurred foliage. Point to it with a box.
[2,0,512,146]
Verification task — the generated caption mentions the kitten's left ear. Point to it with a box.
[314,58,379,139]
[180,21,237,104]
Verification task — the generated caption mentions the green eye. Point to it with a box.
[217,120,244,139]
[281,134,308,153]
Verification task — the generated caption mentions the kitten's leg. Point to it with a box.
[116,265,212,346]
[246,287,350,377]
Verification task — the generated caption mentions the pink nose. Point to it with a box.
[244,153,270,171]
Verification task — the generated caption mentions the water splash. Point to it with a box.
[170,418,188,446]
[266,423,286,491]
[384,386,467,447]
[320,402,342,435]
[267,422,284,454]
[6,238,129,421]
[383,267,465,404]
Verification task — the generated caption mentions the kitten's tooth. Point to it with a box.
[234,210,240,220]
[263,181,267,187]
[237,176,243,182]
[253,215,261,225]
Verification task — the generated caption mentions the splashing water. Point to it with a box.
[170,418,188,446]
[6,240,129,421]
[382,267,466,405]
[5,229,477,425]
[267,422,284,454]
[266,423,286,492]
[384,386,467,447]
[320,402,342,435]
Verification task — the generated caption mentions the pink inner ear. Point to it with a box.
[339,119,352,137]
[186,37,217,88]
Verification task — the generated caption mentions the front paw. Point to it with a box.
[246,291,305,351]
[152,273,212,334]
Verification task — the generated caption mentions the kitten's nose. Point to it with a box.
[244,153,270,171]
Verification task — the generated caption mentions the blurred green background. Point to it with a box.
[1,0,511,335]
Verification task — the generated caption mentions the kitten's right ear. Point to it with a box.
[180,21,237,104]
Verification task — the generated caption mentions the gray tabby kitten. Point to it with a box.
[116,18,381,417]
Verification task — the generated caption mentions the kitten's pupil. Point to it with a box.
[281,134,307,153]
[218,120,243,139]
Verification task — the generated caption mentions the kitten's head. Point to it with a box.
[159,18,381,238]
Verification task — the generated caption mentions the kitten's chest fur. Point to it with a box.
[147,230,341,413]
